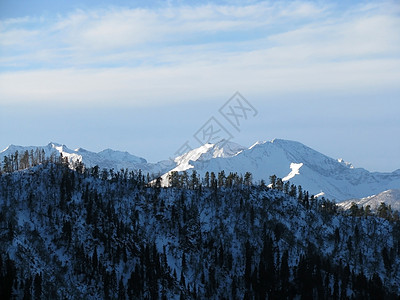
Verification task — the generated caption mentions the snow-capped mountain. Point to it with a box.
[3,140,400,298]
[2,139,400,202]
[338,189,400,211]
[0,142,174,176]
[158,140,245,184]
[159,139,400,202]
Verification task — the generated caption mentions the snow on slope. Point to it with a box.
[160,140,245,185]
[2,139,400,203]
[282,163,304,181]
[0,142,174,176]
[160,138,400,202]
[338,189,400,211]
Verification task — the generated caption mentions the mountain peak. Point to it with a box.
[161,138,400,201]
[210,140,246,157]
[250,138,306,150]
[270,138,308,148]
[98,148,147,164]
[47,142,63,148]
[249,140,267,149]
[270,138,280,143]
[47,142,74,154]
[1,139,399,203]
[0,142,156,172]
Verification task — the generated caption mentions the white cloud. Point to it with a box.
[0,1,399,106]
[1,56,399,106]
[0,1,328,56]
[0,28,39,46]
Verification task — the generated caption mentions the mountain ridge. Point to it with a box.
[1,139,400,203]
[168,138,400,201]
[338,189,400,211]
[1,162,399,298]
[0,142,174,176]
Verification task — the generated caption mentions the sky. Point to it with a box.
[0,0,399,172]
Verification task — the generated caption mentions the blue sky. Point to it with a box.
[0,0,399,171]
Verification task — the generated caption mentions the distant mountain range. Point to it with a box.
[1,139,400,203]
[338,189,400,211]
[0,142,174,177]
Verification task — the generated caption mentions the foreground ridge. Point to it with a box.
[0,162,399,298]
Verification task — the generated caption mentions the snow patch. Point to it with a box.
[249,140,266,149]
[282,163,303,181]
[337,158,354,169]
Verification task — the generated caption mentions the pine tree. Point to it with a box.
[269,175,277,189]
[276,178,283,191]
[297,185,303,202]
[204,171,210,188]
[244,172,252,186]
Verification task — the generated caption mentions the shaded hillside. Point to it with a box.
[1,162,400,299]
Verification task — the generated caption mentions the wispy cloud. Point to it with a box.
[0,1,330,67]
[0,1,399,105]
